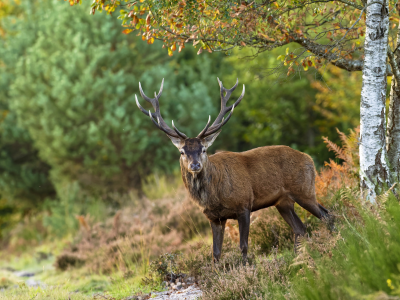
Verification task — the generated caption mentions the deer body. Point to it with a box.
[136,79,330,261]
[181,145,317,220]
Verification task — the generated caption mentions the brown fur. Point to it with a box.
[136,78,329,260]
[181,144,322,223]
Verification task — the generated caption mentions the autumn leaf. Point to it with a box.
[122,29,133,35]
[132,15,139,25]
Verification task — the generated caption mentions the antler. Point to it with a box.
[197,78,245,139]
[135,79,188,139]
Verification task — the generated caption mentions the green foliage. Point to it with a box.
[0,0,365,247]
[0,1,55,208]
[291,192,400,299]
[221,48,360,165]
[42,183,108,237]
[7,0,229,196]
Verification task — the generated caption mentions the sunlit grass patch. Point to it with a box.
[0,285,92,300]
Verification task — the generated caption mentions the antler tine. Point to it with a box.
[196,115,212,139]
[212,78,240,127]
[136,79,187,139]
[202,105,236,137]
[172,120,188,139]
[197,79,245,139]
[136,95,156,118]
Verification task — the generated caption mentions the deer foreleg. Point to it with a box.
[210,219,226,262]
[237,208,251,261]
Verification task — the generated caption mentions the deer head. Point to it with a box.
[135,78,245,174]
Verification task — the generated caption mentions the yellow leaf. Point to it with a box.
[147,37,154,44]
[277,55,285,61]
[122,29,133,35]
[168,48,173,56]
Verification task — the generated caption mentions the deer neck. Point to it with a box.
[180,159,217,207]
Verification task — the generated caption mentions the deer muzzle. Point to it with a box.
[190,161,202,172]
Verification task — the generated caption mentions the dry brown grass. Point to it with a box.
[55,186,209,274]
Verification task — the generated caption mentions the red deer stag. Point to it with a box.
[135,78,331,261]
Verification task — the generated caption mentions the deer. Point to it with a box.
[135,78,331,262]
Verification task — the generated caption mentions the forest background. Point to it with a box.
[0,0,362,247]
[0,0,374,299]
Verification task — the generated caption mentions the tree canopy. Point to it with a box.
[72,0,398,74]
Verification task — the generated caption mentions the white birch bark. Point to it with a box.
[386,21,400,185]
[360,0,390,202]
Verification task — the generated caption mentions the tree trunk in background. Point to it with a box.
[360,0,390,202]
[386,21,400,185]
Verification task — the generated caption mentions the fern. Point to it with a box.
[322,136,350,163]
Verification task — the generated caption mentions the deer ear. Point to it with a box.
[167,135,184,149]
[202,130,221,149]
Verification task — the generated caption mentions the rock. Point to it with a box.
[14,271,35,278]
[25,279,42,287]
[148,285,202,299]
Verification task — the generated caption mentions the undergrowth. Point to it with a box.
[143,127,400,300]
[4,127,400,300]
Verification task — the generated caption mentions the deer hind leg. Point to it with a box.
[237,208,251,262]
[275,199,306,252]
[210,219,227,262]
[292,193,335,231]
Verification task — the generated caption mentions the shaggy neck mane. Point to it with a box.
[181,160,217,207]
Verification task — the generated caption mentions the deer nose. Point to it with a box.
[190,162,201,171]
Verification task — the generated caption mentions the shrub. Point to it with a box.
[249,209,293,255]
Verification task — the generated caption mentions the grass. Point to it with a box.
[0,247,158,300]
[3,127,400,300]
[0,173,206,300]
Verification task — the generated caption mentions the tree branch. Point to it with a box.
[293,36,364,71]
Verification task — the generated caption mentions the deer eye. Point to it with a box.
[202,149,206,153]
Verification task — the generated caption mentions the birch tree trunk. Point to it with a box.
[360,0,390,202]
[386,21,400,185]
